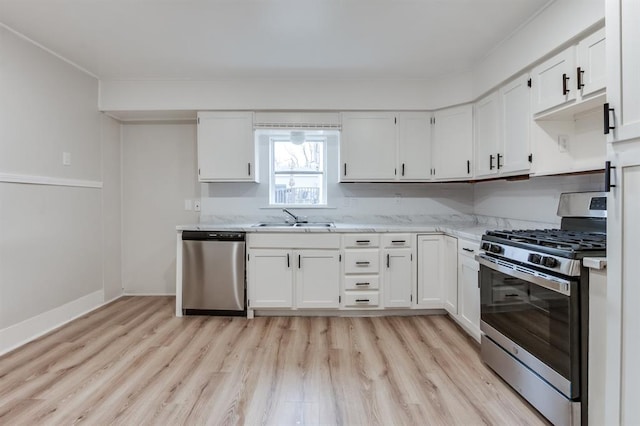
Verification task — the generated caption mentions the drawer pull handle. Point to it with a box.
[356,240,370,244]
[355,282,370,286]
[462,248,474,253]
[355,299,370,303]
[355,261,370,266]
[391,240,406,244]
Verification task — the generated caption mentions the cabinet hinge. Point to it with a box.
[528,153,533,163]
[527,78,532,88]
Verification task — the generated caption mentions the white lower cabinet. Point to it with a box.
[342,234,382,309]
[416,234,443,308]
[247,249,293,308]
[380,234,414,308]
[296,250,341,309]
[247,234,340,310]
[455,239,481,342]
[383,248,413,308]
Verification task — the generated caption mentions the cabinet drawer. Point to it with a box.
[381,234,412,248]
[458,239,480,258]
[344,250,380,273]
[343,234,380,248]
[344,275,380,290]
[344,291,380,307]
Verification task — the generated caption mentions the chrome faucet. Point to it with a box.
[283,208,306,223]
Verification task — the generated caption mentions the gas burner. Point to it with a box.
[485,229,606,254]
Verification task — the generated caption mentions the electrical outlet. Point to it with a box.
[62,152,71,166]
[194,200,201,212]
[558,135,569,153]
[184,199,193,211]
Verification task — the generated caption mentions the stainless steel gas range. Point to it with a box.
[477,192,606,426]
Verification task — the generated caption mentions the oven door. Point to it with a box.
[478,254,581,399]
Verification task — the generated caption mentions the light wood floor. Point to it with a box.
[0,296,548,425]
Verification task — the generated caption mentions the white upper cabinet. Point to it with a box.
[532,28,606,119]
[577,27,606,99]
[432,105,473,181]
[340,112,430,182]
[606,0,640,143]
[474,92,501,178]
[398,112,432,180]
[340,112,397,181]
[197,111,257,182]
[531,47,577,115]
[500,74,532,175]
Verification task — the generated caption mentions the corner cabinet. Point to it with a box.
[340,112,431,182]
[432,105,473,181]
[456,239,480,342]
[197,111,258,182]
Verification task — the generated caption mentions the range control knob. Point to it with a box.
[527,253,542,264]
[542,256,558,268]
[488,244,503,254]
[481,242,491,251]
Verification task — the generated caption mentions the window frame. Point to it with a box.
[268,135,328,207]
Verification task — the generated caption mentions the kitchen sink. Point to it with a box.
[252,222,334,228]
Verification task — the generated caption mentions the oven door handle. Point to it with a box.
[476,255,572,296]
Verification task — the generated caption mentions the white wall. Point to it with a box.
[121,123,199,295]
[473,173,604,225]
[0,27,119,354]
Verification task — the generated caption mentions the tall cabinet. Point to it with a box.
[605,0,640,424]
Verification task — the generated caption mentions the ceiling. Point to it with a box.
[0,0,552,81]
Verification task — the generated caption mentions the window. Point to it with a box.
[269,130,327,206]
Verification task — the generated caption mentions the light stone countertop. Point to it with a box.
[175,218,556,243]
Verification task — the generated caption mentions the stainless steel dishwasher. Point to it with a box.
[182,231,246,315]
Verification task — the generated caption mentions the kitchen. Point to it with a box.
[0,0,638,424]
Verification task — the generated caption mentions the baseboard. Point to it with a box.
[0,290,114,356]
[122,292,175,296]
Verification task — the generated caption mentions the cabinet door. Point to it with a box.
[295,250,340,309]
[432,105,473,180]
[197,111,256,182]
[383,249,413,308]
[531,47,576,115]
[398,112,431,180]
[577,27,606,98]
[442,236,458,315]
[500,74,532,175]
[606,0,640,143]
[416,235,442,308]
[248,249,293,308]
[340,112,397,181]
[458,255,480,342]
[474,92,501,178]
[605,144,640,424]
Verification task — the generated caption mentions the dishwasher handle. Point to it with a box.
[182,230,245,241]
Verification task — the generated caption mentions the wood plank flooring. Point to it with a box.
[0,296,548,425]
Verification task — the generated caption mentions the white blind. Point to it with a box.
[254,112,341,130]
